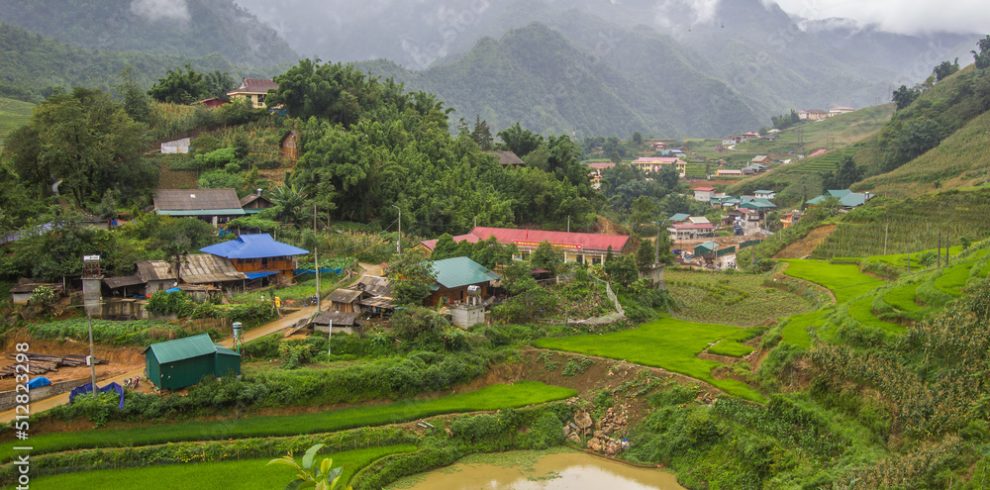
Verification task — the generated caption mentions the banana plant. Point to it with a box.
[267,443,350,490]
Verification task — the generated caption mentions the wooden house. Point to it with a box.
[239,190,274,215]
[200,234,308,284]
[426,257,499,307]
[280,131,299,163]
[153,188,245,227]
[489,150,525,167]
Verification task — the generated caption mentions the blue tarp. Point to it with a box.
[200,233,308,259]
[69,382,125,409]
[245,271,278,280]
[294,267,343,277]
[165,287,181,293]
[27,377,51,389]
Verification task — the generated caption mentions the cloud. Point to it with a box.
[771,0,990,34]
[130,0,191,23]
[651,0,721,31]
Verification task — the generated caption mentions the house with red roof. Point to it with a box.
[692,186,716,202]
[668,222,716,242]
[419,227,631,266]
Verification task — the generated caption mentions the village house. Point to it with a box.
[326,275,394,316]
[829,106,856,116]
[176,254,248,290]
[489,150,526,167]
[807,189,873,210]
[716,169,743,177]
[227,78,278,109]
[311,310,364,335]
[668,213,691,224]
[9,281,63,305]
[799,109,829,121]
[754,190,776,200]
[239,190,274,215]
[419,227,632,265]
[650,140,667,151]
[200,233,309,285]
[426,257,500,307]
[144,334,240,391]
[668,221,716,241]
[780,210,802,229]
[751,155,771,165]
[153,188,246,227]
[742,164,768,175]
[692,186,716,202]
[631,157,687,178]
[197,97,228,109]
[586,162,615,190]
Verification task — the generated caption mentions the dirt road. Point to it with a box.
[0,306,319,424]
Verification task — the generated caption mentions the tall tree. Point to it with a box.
[892,85,921,110]
[972,35,990,69]
[6,88,152,207]
[387,253,435,306]
[148,65,208,104]
[497,122,542,158]
[471,116,494,151]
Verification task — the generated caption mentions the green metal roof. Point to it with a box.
[144,333,219,364]
[826,189,852,198]
[669,213,690,222]
[754,190,774,194]
[694,241,718,255]
[430,257,499,290]
[157,209,246,217]
[806,195,829,205]
[839,193,868,208]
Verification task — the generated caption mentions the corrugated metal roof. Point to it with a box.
[104,275,144,289]
[153,188,243,212]
[157,209,246,217]
[329,288,363,303]
[352,275,391,297]
[228,78,278,94]
[144,334,218,364]
[312,310,362,326]
[179,254,246,284]
[137,260,177,282]
[468,227,630,253]
[430,257,499,290]
[200,234,308,259]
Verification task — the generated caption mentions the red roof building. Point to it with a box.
[419,226,631,265]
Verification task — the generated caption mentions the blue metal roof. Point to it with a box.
[200,233,308,259]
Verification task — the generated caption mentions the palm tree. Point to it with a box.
[269,184,309,226]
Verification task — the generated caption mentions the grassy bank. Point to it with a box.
[0,382,574,460]
[535,318,762,401]
[30,444,417,490]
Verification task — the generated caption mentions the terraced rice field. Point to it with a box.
[535,317,763,402]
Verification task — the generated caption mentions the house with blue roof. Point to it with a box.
[200,233,309,284]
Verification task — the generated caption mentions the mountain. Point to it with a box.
[238,0,977,137]
[0,0,297,67]
[364,23,763,138]
[0,22,241,101]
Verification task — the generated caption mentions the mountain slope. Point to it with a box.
[0,97,33,144]
[366,23,762,138]
[0,22,240,101]
[857,109,990,198]
[0,0,297,67]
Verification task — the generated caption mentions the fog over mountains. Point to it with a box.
[231,0,977,137]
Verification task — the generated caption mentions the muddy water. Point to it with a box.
[389,449,685,490]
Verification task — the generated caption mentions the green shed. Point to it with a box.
[144,334,241,390]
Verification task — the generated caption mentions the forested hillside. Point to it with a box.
[0,23,239,101]
[364,24,762,138]
[0,0,296,67]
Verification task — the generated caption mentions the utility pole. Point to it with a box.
[313,203,320,312]
[567,216,571,233]
[392,205,402,256]
[327,319,333,355]
[883,222,889,256]
[85,310,97,392]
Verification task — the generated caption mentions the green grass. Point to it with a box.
[30,444,417,490]
[0,96,33,144]
[26,318,202,346]
[665,270,815,326]
[778,309,829,349]
[779,260,886,303]
[708,339,754,358]
[0,382,574,460]
[535,317,763,402]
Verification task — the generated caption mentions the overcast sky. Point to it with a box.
[772,0,990,34]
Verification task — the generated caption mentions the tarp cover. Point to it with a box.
[69,382,125,409]
[27,377,51,389]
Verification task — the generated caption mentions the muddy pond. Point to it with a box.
[387,449,685,490]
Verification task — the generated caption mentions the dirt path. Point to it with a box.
[0,306,320,424]
[774,224,836,259]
